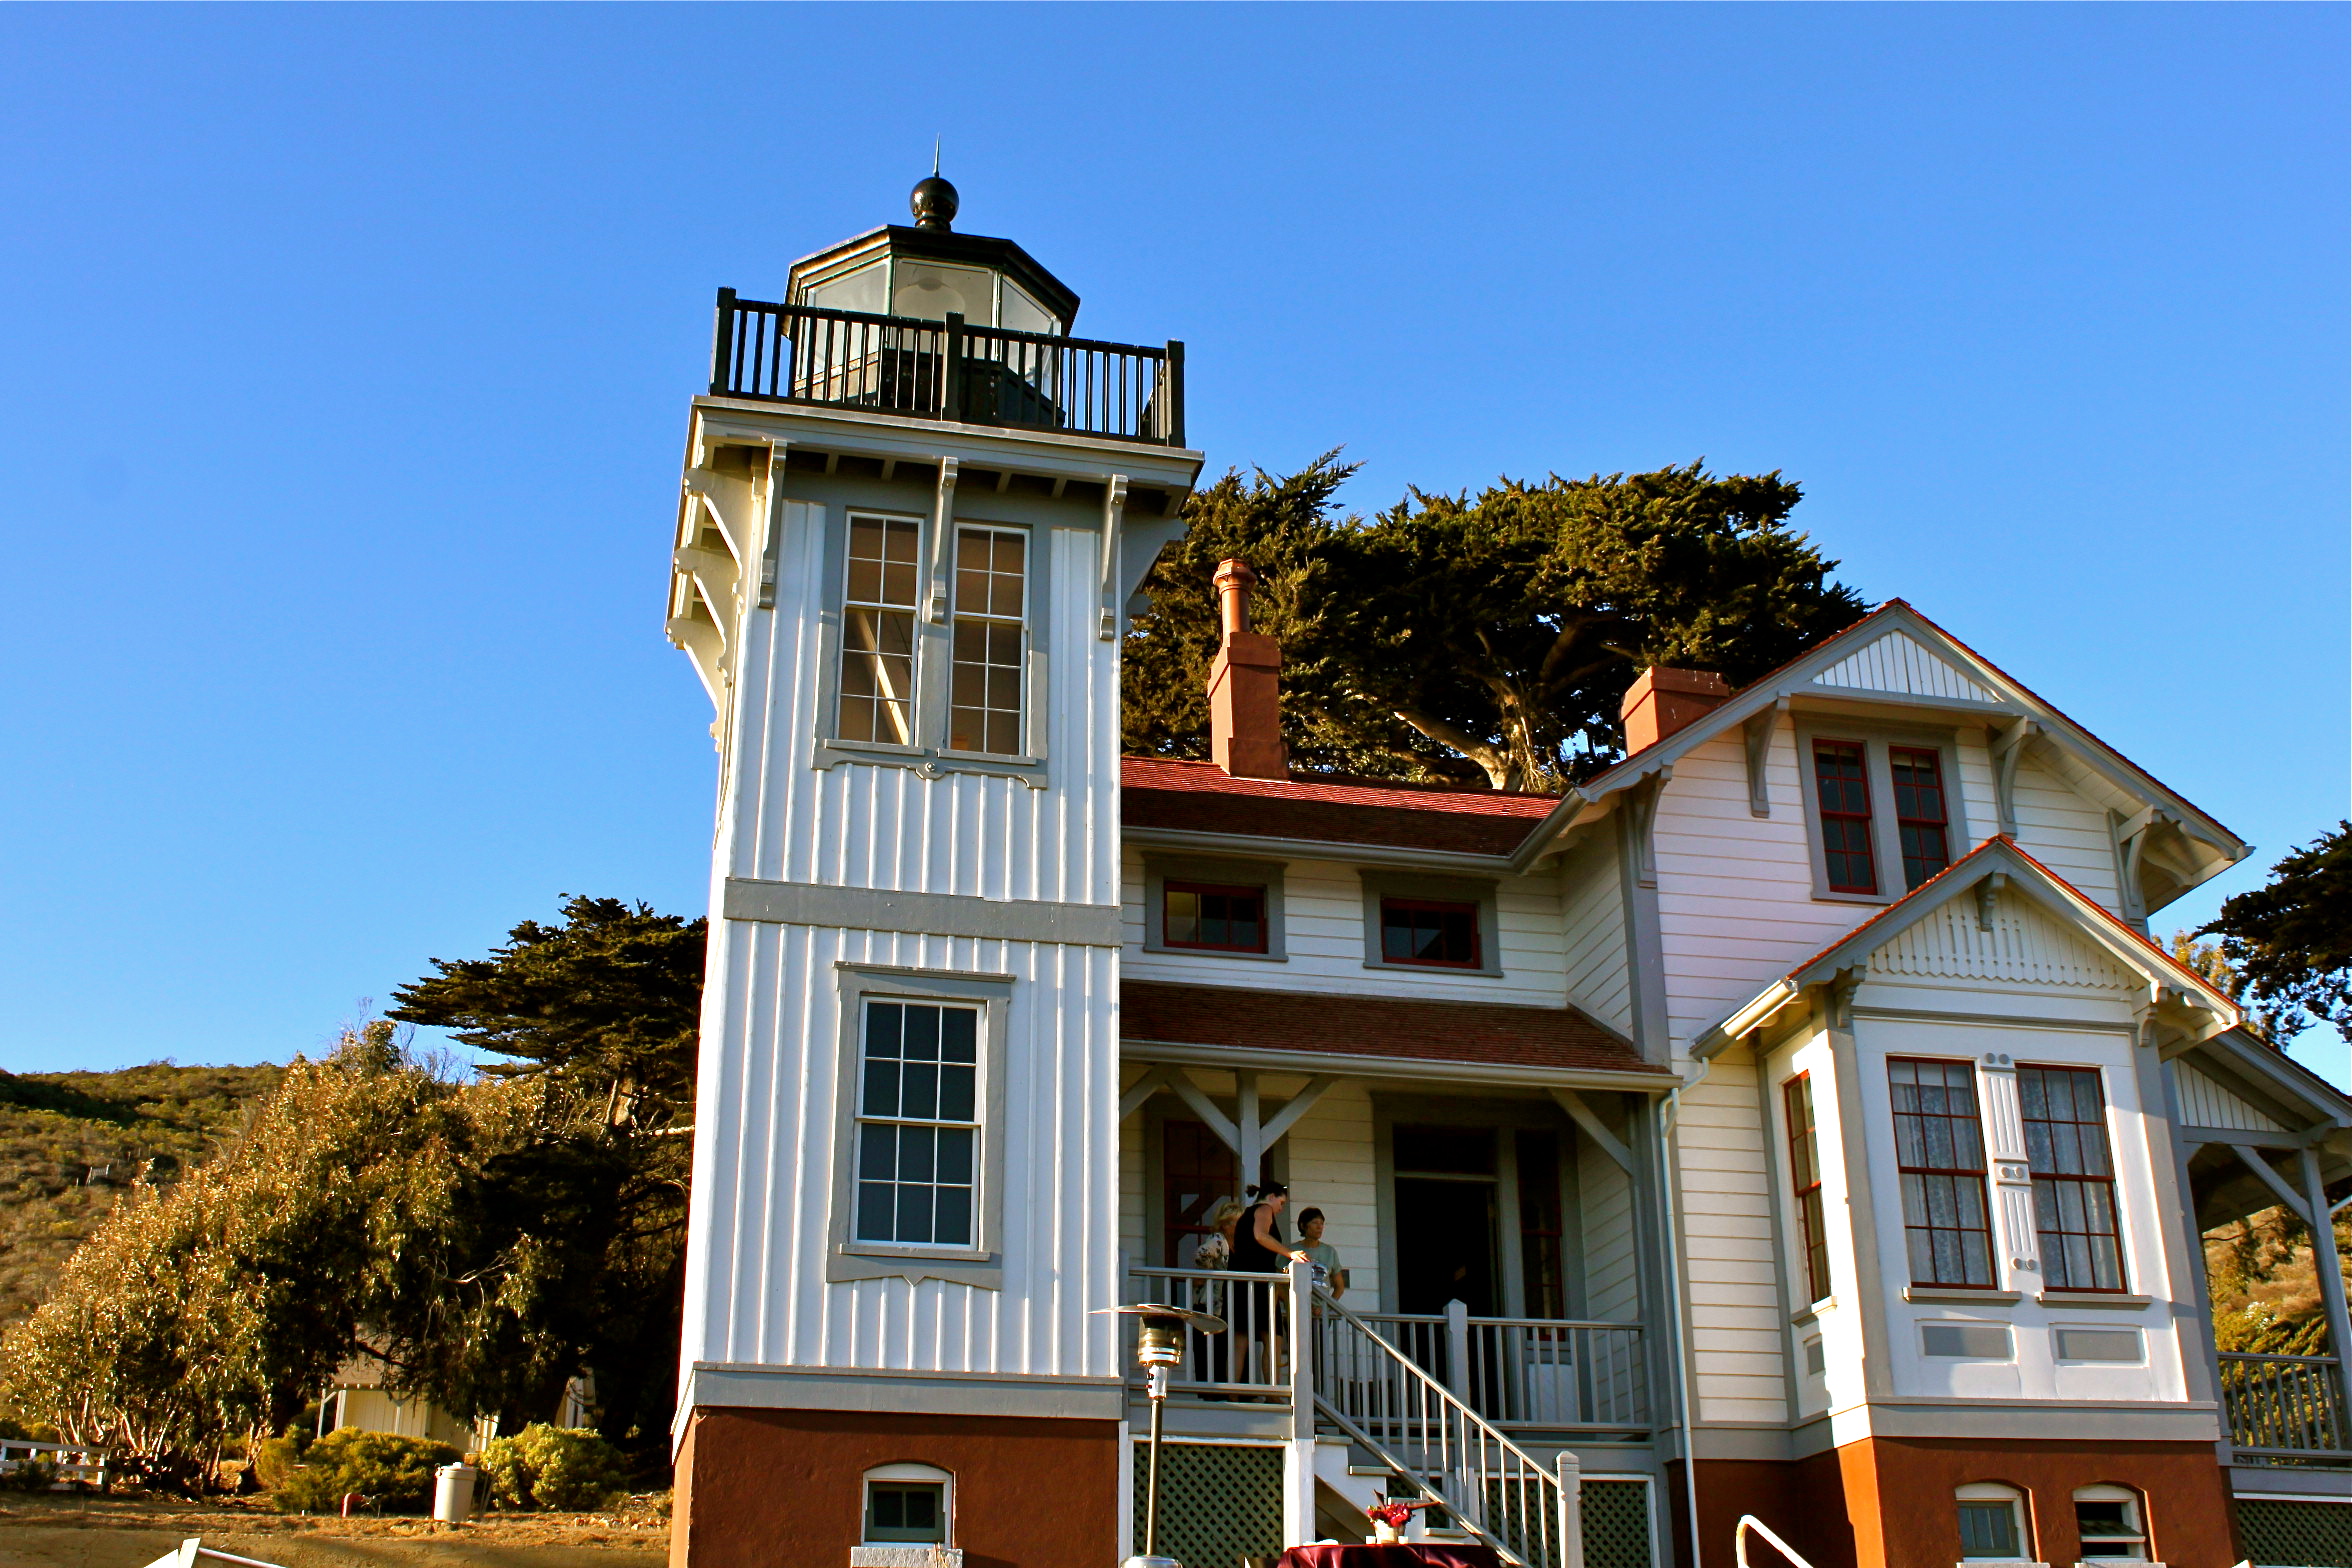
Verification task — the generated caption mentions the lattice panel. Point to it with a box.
[2238,1498,2352,1568]
[1133,1441,1284,1568]
[1582,1479,1654,1568]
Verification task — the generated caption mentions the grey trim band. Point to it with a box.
[683,1362,1125,1421]
[724,877,1121,946]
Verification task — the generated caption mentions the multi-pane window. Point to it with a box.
[854,1001,980,1248]
[865,1481,947,1544]
[2020,1066,2126,1292]
[1812,741,1878,894]
[948,526,1026,755]
[1380,898,1481,968]
[1784,1074,1832,1304]
[840,516,922,744]
[1956,1489,2028,1561]
[1163,881,1267,952]
[1889,746,1952,890]
[1889,1058,1996,1287]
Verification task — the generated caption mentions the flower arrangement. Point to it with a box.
[1366,1498,1437,1544]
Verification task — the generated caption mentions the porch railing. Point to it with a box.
[1355,1308,1649,1432]
[1125,1266,1646,1433]
[2219,1351,2352,1460]
[709,292,1185,447]
[1128,1265,1292,1399]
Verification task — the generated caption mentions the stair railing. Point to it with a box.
[1734,1515,1817,1568]
[1301,1265,1582,1568]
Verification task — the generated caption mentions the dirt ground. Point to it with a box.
[0,1493,670,1568]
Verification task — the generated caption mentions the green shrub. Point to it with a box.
[250,1427,310,1491]
[3,1458,59,1493]
[271,1427,457,1514]
[479,1424,627,1512]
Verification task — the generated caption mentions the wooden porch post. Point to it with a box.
[1286,1257,1319,1546]
[2297,1143,2352,1407]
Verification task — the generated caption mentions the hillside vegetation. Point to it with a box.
[0,1063,283,1329]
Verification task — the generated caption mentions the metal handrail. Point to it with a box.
[1735,1516,1818,1568]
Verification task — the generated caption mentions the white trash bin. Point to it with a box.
[432,1463,478,1524]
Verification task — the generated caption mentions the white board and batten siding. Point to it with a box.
[2171,1062,2289,1134]
[1121,851,1571,1010]
[1809,629,1999,705]
[729,501,1122,905]
[685,924,1119,1379]
[682,495,1130,1388]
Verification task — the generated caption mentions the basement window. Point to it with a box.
[1955,1483,2031,1562]
[2073,1486,2147,1562]
[864,1463,952,1545]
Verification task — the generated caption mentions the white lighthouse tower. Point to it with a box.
[664,175,1203,1567]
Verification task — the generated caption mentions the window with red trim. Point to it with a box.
[1785,1074,1832,1304]
[2019,1065,2126,1292]
[1889,746,1951,890]
[1162,882,1267,953]
[1888,1057,1996,1287]
[1812,741,1878,894]
[1380,898,1481,968]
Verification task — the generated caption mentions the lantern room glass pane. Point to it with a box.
[893,261,994,323]
[1000,279,1058,336]
[805,262,886,316]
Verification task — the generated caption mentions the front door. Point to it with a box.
[1391,1124,1500,1315]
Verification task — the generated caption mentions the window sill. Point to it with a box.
[817,739,1048,787]
[842,1241,990,1263]
[1952,1560,2047,1568]
[1144,941,1288,962]
[2038,1292,2152,1310]
[1811,887,1898,907]
[852,1548,964,1568]
[1362,959,1506,979]
[1904,1287,2022,1306]
[1792,1296,1836,1325]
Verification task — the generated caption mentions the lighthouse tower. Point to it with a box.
[664,176,1203,1566]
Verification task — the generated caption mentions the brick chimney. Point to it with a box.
[1621,666,1732,753]
[1207,559,1288,779]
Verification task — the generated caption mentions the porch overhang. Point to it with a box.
[1122,1035,1673,1095]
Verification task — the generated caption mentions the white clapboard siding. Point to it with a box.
[1654,724,1872,1049]
[1280,1081,1383,1304]
[1579,1131,1640,1321]
[683,921,1119,1379]
[1122,852,1571,1009]
[736,509,1120,905]
[2008,754,2123,911]
[1559,834,1633,1034]
[1869,885,2137,994]
[1810,630,1998,704]
[2171,1063,2288,1133]
[1673,1057,1787,1425]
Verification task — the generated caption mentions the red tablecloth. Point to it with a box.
[1275,1546,1502,1568]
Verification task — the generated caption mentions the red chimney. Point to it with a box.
[1621,666,1732,753]
[1208,560,1288,779]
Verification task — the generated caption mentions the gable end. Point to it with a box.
[1811,629,1999,704]
[1868,884,2137,993]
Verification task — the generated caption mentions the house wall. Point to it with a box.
[1673,1053,1788,1428]
[731,481,1123,903]
[1559,830,1633,1033]
[684,924,1119,1379]
[1121,850,1571,1010]
[2008,751,2124,910]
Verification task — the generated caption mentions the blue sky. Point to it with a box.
[0,5,2342,1080]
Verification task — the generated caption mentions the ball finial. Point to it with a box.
[911,173,959,232]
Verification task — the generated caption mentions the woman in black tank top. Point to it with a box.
[1231,1183,1310,1273]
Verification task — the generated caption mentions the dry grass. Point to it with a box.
[0,1492,669,1568]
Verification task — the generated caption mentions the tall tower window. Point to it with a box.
[1889,745,1951,888]
[949,526,1026,755]
[1889,1058,1995,1287]
[854,1000,981,1247]
[1812,741,1878,893]
[840,515,922,745]
[1784,1074,1832,1305]
[2020,1066,2127,1291]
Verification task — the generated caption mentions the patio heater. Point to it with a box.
[1100,1302,1226,1568]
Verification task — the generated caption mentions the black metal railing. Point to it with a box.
[708,290,1185,447]
[2219,1351,2352,1460]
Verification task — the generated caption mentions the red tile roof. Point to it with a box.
[1121,757,1558,858]
[1123,978,1663,1076]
